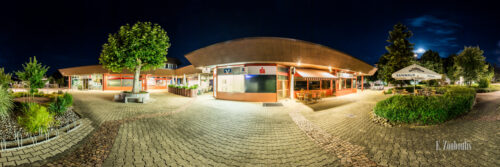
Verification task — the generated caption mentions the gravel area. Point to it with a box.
[0,109,80,141]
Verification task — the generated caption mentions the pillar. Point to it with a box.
[289,67,295,99]
[213,67,217,98]
[361,75,364,91]
[68,76,71,89]
[198,73,201,87]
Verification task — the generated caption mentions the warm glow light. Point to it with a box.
[328,66,332,72]
[414,53,418,58]
[297,62,302,66]
[415,48,425,54]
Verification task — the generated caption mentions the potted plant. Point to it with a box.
[182,86,189,96]
[189,84,199,97]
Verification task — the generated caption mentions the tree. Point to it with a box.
[419,50,443,73]
[453,46,488,85]
[443,54,458,84]
[377,23,415,86]
[0,68,12,88]
[16,57,49,94]
[419,50,443,86]
[99,21,170,93]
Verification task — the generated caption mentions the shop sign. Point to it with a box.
[217,66,246,75]
[247,66,276,75]
[340,72,354,78]
[202,67,211,73]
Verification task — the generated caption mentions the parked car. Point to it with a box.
[371,83,384,90]
[357,83,370,89]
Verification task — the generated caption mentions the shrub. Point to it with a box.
[0,86,14,118]
[48,96,67,115]
[189,84,199,89]
[374,87,475,125]
[478,78,490,88]
[18,103,54,133]
[62,93,73,107]
[168,84,174,88]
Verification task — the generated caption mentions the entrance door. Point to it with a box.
[82,79,89,90]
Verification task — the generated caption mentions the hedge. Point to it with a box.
[374,87,475,125]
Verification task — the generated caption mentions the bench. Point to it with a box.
[124,96,144,103]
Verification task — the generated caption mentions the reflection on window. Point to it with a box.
[321,80,330,89]
[294,81,307,91]
[308,81,320,90]
[107,79,121,87]
[244,75,276,93]
[217,75,245,93]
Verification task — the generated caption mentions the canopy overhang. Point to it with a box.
[392,64,442,81]
[296,69,337,80]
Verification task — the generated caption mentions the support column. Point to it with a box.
[361,75,364,91]
[68,76,71,89]
[290,67,295,100]
[213,67,217,98]
[198,74,201,87]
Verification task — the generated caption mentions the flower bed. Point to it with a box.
[1,91,80,142]
[374,87,476,125]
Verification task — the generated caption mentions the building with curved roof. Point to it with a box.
[59,37,376,102]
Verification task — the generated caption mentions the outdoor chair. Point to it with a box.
[312,92,320,102]
[296,92,304,101]
[304,93,313,104]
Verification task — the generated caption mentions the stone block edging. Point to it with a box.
[0,119,94,167]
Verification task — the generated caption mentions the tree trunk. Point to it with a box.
[132,66,142,93]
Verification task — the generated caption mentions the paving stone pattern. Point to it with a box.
[302,90,500,167]
[0,119,93,167]
[103,95,339,166]
[43,92,194,167]
[288,106,376,166]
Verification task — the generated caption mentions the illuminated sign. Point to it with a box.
[247,66,276,75]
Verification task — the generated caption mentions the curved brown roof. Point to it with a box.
[185,37,376,75]
[58,65,176,76]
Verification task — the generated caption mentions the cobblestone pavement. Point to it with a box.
[103,95,339,166]
[31,90,499,167]
[70,91,192,125]
[0,119,93,167]
[301,90,500,167]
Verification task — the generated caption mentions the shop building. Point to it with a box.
[59,37,376,102]
[185,37,377,102]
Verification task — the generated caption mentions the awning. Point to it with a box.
[296,69,337,80]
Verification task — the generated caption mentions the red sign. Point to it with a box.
[259,67,266,74]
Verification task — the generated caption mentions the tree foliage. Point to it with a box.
[377,23,415,86]
[15,57,49,94]
[0,68,12,88]
[443,54,458,83]
[99,21,170,93]
[419,50,443,73]
[453,46,488,85]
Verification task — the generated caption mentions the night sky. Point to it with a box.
[1,0,500,75]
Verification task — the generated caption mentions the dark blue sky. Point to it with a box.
[1,0,499,74]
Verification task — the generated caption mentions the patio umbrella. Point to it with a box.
[391,64,442,94]
[183,74,187,86]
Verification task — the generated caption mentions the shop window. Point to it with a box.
[346,79,352,88]
[244,75,276,93]
[107,79,121,87]
[217,75,245,93]
[321,80,330,89]
[294,81,307,91]
[122,79,134,87]
[308,81,320,90]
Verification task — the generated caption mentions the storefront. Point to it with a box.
[185,37,377,102]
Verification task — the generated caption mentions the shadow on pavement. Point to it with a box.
[306,99,354,111]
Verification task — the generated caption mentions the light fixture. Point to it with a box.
[328,66,332,72]
[297,62,302,66]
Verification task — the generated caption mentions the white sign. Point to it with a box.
[202,67,211,74]
[247,66,277,75]
[340,72,354,78]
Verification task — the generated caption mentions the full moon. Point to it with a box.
[415,48,426,54]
